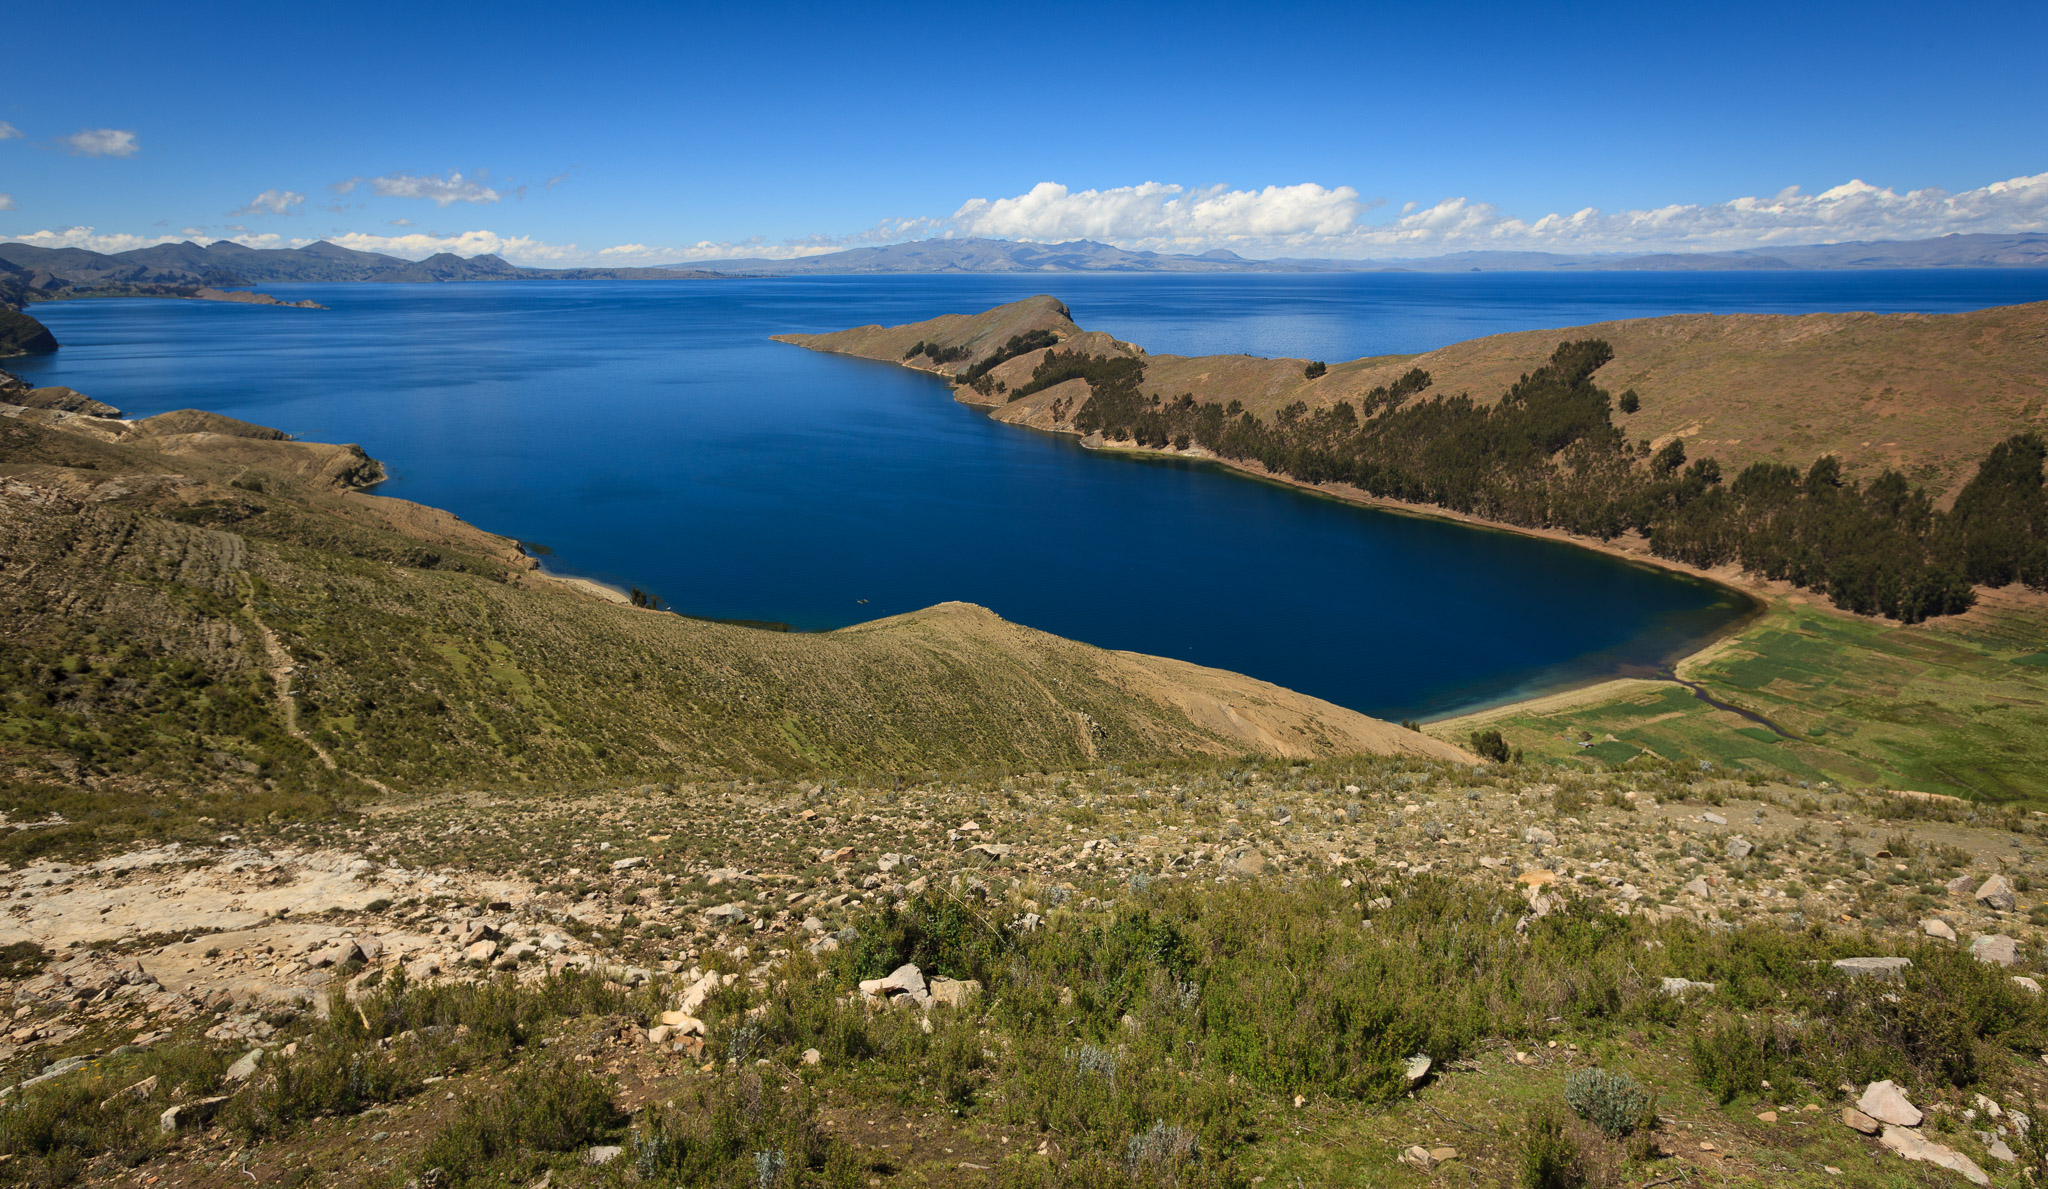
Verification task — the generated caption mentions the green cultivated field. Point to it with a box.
[1437,597,2048,803]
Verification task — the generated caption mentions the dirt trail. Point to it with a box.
[241,577,393,796]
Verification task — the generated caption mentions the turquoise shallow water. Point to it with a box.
[14,270,2046,720]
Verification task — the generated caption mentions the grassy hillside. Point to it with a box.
[788,297,2048,504]
[0,386,1468,848]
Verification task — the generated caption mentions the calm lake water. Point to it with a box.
[15,270,2048,720]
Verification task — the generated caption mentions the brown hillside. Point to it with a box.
[786,297,2048,501]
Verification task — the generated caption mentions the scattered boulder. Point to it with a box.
[1948,874,1978,897]
[1523,826,1556,846]
[1922,918,1958,942]
[1726,836,1754,860]
[1404,1054,1432,1088]
[1841,1107,1881,1135]
[462,940,498,964]
[1858,1081,1923,1128]
[1879,1125,1989,1186]
[1682,877,1711,898]
[1976,875,2017,912]
[609,857,645,872]
[1970,934,2020,967]
[1659,978,1716,997]
[223,1048,265,1083]
[100,1074,157,1111]
[929,977,982,1009]
[159,1095,229,1134]
[1833,957,1912,979]
[704,903,749,926]
[585,1145,623,1166]
[2014,976,2042,994]
[1702,812,1728,826]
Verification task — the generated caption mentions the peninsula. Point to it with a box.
[782,297,2048,799]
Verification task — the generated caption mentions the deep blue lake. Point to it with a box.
[13,270,2047,720]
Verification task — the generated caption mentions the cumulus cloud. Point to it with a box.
[5,226,190,253]
[952,181,1363,246]
[60,128,139,157]
[1336,173,2048,255]
[232,189,305,217]
[322,229,581,261]
[333,171,505,206]
[0,195,12,212]
[932,173,2048,258]
[0,123,21,141]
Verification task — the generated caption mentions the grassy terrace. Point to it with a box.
[1435,595,2048,804]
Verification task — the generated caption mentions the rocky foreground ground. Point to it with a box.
[2,757,2046,1185]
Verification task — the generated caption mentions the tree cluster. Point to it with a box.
[1026,341,2048,622]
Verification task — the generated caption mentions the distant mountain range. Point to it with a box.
[1,232,2043,295]
[687,232,2048,274]
[0,240,722,294]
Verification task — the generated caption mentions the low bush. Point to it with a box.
[1563,1068,1653,1137]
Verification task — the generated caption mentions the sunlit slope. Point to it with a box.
[0,395,1471,802]
[787,296,2048,503]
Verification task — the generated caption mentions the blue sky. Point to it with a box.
[4,0,2046,265]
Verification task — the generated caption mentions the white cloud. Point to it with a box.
[951,181,1363,246]
[931,173,2048,258]
[387,217,412,227]
[60,128,139,158]
[232,189,305,216]
[335,171,505,206]
[0,123,21,141]
[5,226,190,253]
[0,195,12,212]
[322,229,581,262]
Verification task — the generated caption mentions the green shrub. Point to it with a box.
[416,1058,618,1182]
[1563,1068,1653,1137]
[1519,1108,1585,1189]
[1690,1017,1767,1103]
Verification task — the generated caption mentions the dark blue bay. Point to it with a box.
[14,270,2046,720]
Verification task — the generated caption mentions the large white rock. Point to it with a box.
[1880,1125,1989,1185]
[1970,934,2020,966]
[1976,875,2017,911]
[1858,1080,1923,1128]
[1922,918,1958,942]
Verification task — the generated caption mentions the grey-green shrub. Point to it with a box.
[1563,1067,1653,1138]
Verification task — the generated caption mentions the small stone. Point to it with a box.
[1922,918,1957,942]
[1701,812,1727,825]
[1523,826,1556,846]
[1404,1054,1432,1087]
[1947,874,1977,897]
[609,857,645,871]
[1399,1145,1434,1170]
[801,1048,821,1066]
[1682,877,1711,898]
[2014,976,2042,994]
[1858,1081,1923,1128]
[1842,1108,1881,1135]
[1976,875,2017,911]
[1756,1110,1778,1123]
[223,1048,265,1083]
[585,1145,623,1166]
[1660,977,1716,997]
[1428,1146,1458,1163]
[1726,836,1754,860]
[1989,1139,2018,1163]
[462,939,498,964]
